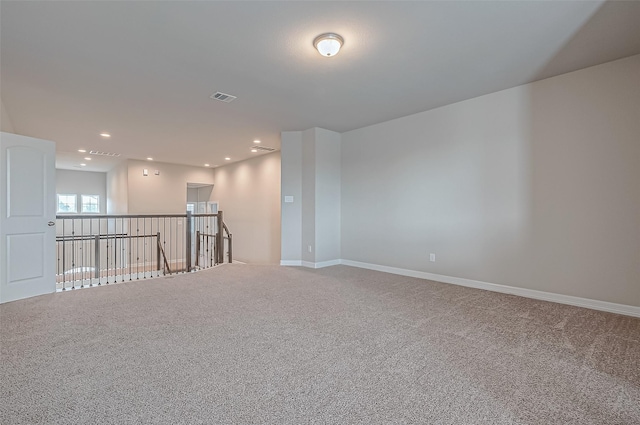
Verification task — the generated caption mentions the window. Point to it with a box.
[57,194,77,213]
[56,194,100,214]
[81,195,100,213]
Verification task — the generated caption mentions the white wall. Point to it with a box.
[56,169,107,213]
[126,160,214,214]
[212,152,281,264]
[106,161,128,214]
[341,54,640,307]
[1,98,15,133]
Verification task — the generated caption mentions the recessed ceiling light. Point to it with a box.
[78,149,87,153]
[80,163,87,167]
[314,33,344,57]
[204,164,210,167]
[251,149,258,153]
[84,157,91,160]
[147,157,153,161]
[225,157,231,161]
[99,133,111,138]
[253,140,261,144]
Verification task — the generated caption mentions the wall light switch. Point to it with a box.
[284,196,294,203]
[429,253,436,262]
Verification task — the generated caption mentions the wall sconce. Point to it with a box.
[143,169,149,176]
[155,170,160,175]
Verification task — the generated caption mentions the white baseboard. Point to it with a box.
[280,259,341,269]
[280,260,302,266]
[302,259,341,269]
[232,260,246,264]
[340,259,640,318]
[315,259,341,268]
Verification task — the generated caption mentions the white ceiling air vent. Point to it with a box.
[252,146,276,152]
[89,150,121,157]
[210,92,237,103]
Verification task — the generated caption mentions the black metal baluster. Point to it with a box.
[128,217,132,281]
[136,217,140,280]
[144,217,147,278]
[80,218,84,288]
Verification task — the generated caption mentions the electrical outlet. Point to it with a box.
[429,253,436,262]
[308,245,312,253]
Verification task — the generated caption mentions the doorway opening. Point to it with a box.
[186,183,216,214]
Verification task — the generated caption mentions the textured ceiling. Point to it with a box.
[2,1,640,172]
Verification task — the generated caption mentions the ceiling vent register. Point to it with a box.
[252,146,276,152]
[210,92,237,103]
[89,150,121,157]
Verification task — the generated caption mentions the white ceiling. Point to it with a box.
[2,1,640,172]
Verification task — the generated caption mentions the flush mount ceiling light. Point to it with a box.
[313,33,344,57]
[99,133,111,138]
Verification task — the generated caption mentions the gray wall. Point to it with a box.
[281,128,341,265]
[1,98,15,133]
[187,186,213,203]
[106,160,215,214]
[106,161,128,214]
[341,54,640,306]
[126,160,214,214]
[281,132,303,262]
[56,169,107,214]
[314,128,341,263]
[301,129,316,263]
[212,152,281,264]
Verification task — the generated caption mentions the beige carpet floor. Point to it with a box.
[1,264,639,424]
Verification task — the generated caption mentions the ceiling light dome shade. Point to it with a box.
[314,33,344,57]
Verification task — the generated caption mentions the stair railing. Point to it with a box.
[55,211,232,290]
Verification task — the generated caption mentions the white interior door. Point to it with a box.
[0,132,56,303]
